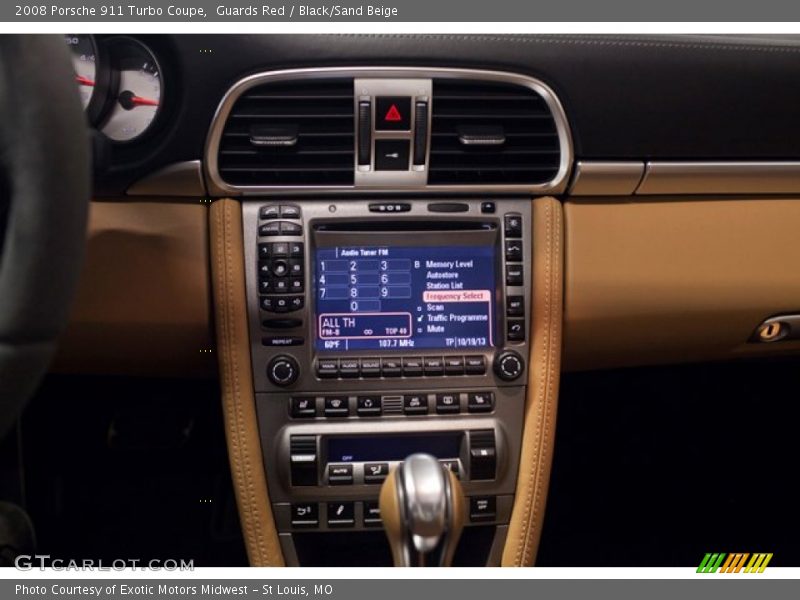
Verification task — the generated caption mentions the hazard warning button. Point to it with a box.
[376,97,411,131]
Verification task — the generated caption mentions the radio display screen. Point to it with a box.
[314,244,497,351]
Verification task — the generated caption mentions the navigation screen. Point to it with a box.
[314,244,496,351]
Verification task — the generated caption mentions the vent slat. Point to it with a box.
[429,79,562,186]
[217,78,355,186]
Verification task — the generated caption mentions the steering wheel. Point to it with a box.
[0,36,90,436]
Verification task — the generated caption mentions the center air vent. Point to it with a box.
[429,79,563,186]
[216,78,355,186]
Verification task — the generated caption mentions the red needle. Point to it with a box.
[75,75,95,86]
[128,95,159,107]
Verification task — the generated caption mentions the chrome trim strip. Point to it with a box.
[568,161,645,196]
[204,67,573,196]
[126,160,206,197]
[636,161,800,195]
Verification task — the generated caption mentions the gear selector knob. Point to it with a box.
[379,453,466,567]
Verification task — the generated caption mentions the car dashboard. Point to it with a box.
[51,33,800,567]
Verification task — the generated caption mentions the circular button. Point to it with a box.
[493,350,525,381]
[271,260,289,277]
[268,355,299,386]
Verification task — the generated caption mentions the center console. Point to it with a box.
[242,198,532,566]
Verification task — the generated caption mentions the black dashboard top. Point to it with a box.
[94,34,800,196]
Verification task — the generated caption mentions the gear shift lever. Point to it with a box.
[379,453,466,567]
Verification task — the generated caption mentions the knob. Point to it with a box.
[493,349,525,381]
[267,355,299,386]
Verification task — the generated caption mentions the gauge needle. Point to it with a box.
[118,90,159,110]
[75,75,95,86]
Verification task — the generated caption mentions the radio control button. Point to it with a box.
[259,205,280,220]
[440,459,461,478]
[360,358,381,377]
[290,397,316,418]
[272,296,291,312]
[328,464,353,485]
[494,350,525,381]
[464,355,486,375]
[271,242,290,256]
[271,260,289,277]
[506,296,524,317]
[436,393,460,414]
[263,317,302,330]
[363,501,382,527]
[324,396,349,417]
[273,279,289,293]
[258,222,281,236]
[317,359,339,379]
[261,296,291,312]
[258,278,273,294]
[507,319,526,342]
[279,221,303,235]
[258,243,272,259]
[327,501,355,528]
[468,392,495,413]
[267,355,299,387]
[444,356,465,375]
[280,204,301,219]
[258,261,271,278]
[364,462,390,484]
[357,396,382,416]
[339,358,360,378]
[506,264,524,286]
[289,278,304,293]
[381,358,402,377]
[289,242,304,257]
[289,259,303,276]
[505,239,523,262]
[423,356,445,376]
[402,356,424,376]
[288,295,304,311]
[470,496,497,522]
[504,214,522,238]
[291,502,318,528]
[262,336,304,347]
[403,394,428,415]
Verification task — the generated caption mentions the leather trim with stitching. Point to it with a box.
[210,199,284,567]
[501,197,563,566]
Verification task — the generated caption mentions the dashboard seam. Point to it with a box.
[332,34,800,55]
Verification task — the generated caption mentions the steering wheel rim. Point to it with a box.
[0,35,90,436]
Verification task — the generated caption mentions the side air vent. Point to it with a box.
[429,79,563,185]
[217,78,355,186]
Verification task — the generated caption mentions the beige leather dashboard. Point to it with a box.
[564,197,800,371]
[52,200,216,377]
[54,196,800,376]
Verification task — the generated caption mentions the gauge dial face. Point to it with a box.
[102,39,162,143]
[65,34,97,109]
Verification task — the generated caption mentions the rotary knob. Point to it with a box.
[267,355,299,387]
[493,350,525,382]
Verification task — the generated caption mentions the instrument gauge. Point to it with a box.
[101,38,163,143]
[65,34,97,110]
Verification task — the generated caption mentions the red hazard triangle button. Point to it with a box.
[376,96,411,131]
[384,104,402,121]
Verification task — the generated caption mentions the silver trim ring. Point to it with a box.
[203,66,573,196]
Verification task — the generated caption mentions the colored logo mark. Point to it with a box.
[697,552,773,573]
